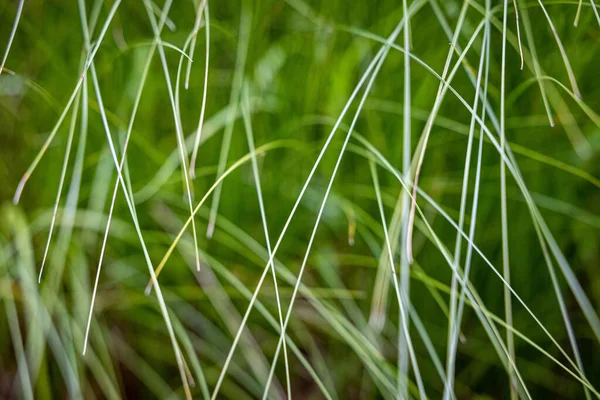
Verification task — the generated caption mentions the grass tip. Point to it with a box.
[206,220,215,239]
[144,282,153,296]
[13,178,27,204]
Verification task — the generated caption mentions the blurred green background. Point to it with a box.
[1,0,600,398]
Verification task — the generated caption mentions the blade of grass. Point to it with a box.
[398,0,412,395]
[370,160,426,398]
[1,278,34,400]
[38,90,82,282]
[185,0,208,89]
[241,84,292,398]
[0,0,24,78]
[190,3,211,178]
[206,1,252,239]
[500,1,518,398]
[535,0,581,98]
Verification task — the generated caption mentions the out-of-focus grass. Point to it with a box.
[1,0,600,398]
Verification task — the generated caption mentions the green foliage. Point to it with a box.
[1,0,600,398]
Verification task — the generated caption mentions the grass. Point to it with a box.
[1,0,600,398]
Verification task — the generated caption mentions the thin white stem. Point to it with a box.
[398,0,412,395]
[190,4,211,178]
[185,0,208,89]
[38,91,81,282]
[0,0,24,77]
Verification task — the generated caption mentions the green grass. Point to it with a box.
[1,0,600,398]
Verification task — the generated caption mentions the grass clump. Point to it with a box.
[1,0,600,398]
